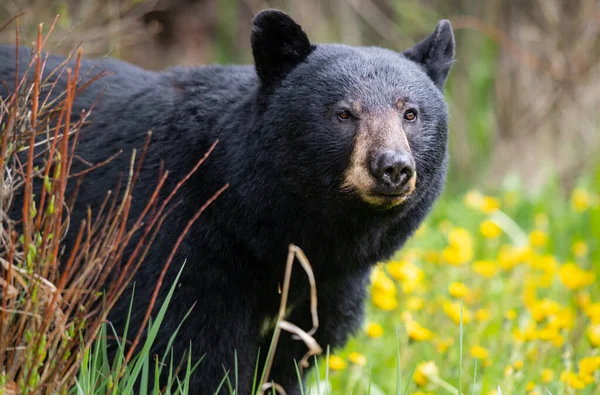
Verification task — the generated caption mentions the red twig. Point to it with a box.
[121,182,229,369]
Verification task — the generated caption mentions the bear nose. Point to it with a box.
[369,150,415,192]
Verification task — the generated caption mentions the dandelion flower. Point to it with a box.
[443,300,472,324]
[328,355,347,371]
[371,267,396,294]
[372,290,398,311]
[475,308,491,322]
[434,337,454,353]
[587,324,600,347]
[480,219,502,239]
[387,260,423,293]
[366,322,384,338]
[405,319,435,341]
[559,263,595,290]
[572,240,588,257]
[448,282,470,299]
[571,188,590,212]
[348,352,367,366]
[413,361,438,387]
[480,196,500,213]
[505,309,517,321]
[513,360,524,370]
[584,302,600,323]
[472,260,498,278]
[561,371,586,390]
[529,229,548,248]
[442,228,474,265]
[470,345,489,360]
[541,368,554,383]
[406,296,425,311]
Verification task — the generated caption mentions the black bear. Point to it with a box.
[0,9,455,394]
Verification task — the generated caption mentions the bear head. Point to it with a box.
[251,9,455,212]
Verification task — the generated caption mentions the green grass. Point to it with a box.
[73,263,199,394]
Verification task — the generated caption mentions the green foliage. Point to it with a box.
[73,263,199,395]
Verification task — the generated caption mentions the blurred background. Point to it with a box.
[1,0,599,196]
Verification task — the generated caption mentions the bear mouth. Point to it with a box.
[362,191,411,208]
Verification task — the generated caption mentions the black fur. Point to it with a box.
[0,10,455,394]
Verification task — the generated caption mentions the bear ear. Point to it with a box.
[403,20,455,90]
[251,9,313,89]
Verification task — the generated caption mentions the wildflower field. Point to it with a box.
[309,184,600,395]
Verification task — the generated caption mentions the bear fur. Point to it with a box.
[0,9,455,394]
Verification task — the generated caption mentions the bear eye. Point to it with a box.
[337,110,352,121]
[404,109,418,122]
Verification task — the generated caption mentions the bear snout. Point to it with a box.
[368,149,415,195]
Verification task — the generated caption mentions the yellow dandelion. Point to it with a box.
[472,260,498,278]
[552,333,565,348]
[504,365,514,377]
[505,309,517,321]
[525,382,536,391]
[443,300,473,325]
[387,260,423,294]
[587,323,600,347]
[448,282,470,299]
[413,392,434,395]
[480,219,502,239]
[527,253,558,273]
[405,319,435,341]
[480,196,500,213]
[523,322,538,341]
[413,361,438,387]
[348,352,367,366]
[442,228,474,265]
[366,322,384,338]
[406,296,425,311]
[475,308,491,322]
[434,337,454,354]
[549,307,575,330]
[576,292,591,309]
[498,244,530,270]
[541,368,554,383]
[571,188,590,212]
[470,345,489,360]
[529,298,561,322]
[536,324,559,341]
[584,302,600,323]
[401,311,414,323]
[371,267,396,294]
[559,263,596,290]
[513,360,524,370]
[512,328,526,343]
[529,229,548,248]
[578,356,598,377]
[328,355,347,371]
[561,371,586,390]
[572,240,588,258]
[372,290,398,311]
